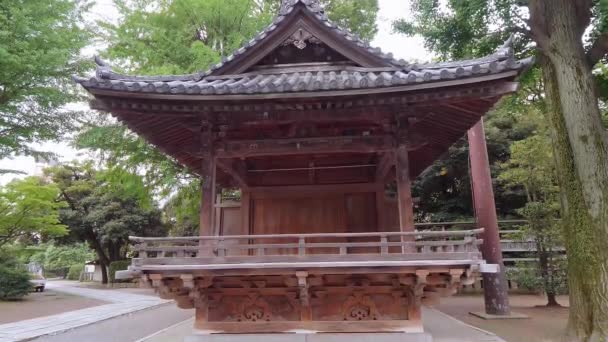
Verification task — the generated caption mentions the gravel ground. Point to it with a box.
[434,294,570,342]
[0,290,106,324]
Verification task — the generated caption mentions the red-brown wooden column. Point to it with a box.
[395,145,415,237]
[199,157,216,236]
[468,118,511,315]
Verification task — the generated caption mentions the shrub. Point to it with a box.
[109,260,131,283]
[67,264,83,281]
[0,266,31,300]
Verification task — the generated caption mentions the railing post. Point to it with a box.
[158,242,165,258]
[217,238,226,257]
[140,242,147,260]
[298,237,306,256]
[380,235,388,255]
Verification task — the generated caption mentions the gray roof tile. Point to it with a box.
[73,3,534,97]
[74,55,533,96]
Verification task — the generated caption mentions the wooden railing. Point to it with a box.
[414,220,567,253]
[129,229,484,269]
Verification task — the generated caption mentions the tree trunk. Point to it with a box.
[547,291,560,307]
[540,54,608,341]
[530,0,608,338]
[99,261,108,284]
[537,247,555,306]
[87,231,111,285]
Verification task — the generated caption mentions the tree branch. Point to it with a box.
[587,32,608,66]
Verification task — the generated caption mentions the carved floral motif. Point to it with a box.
[237,293,272,322]
[282,28,321,50]
[342,292,378,321]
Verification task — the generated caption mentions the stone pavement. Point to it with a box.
[139,307,504,342]
[0,281,169,342]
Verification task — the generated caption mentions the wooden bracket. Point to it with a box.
[180,274,194,290]
[414,270,430,297]
[296,271,310,307]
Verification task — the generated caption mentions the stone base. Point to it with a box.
[185,333,433,342]
[469,311,529,320]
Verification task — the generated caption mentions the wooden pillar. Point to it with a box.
[395,145,415,254]
[241,191,251,235]
[395,145,415,232]
[468,118,511,315]
[199,157,216,237]
[375,184,386,232]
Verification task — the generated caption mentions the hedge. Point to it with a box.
[109,260,131,283]
[0,266,31,300]
[67,264,83,281]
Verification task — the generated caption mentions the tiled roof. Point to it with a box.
[75,51,532,96]
[73,0,533,97]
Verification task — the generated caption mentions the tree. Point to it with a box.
[323,0,378,41]
[0,266,30,300]
[509,202,567,306]
[46,162,167,283]
[499,109,565,306]
[527,2,608,337]
[0,0,91,163]
[163,181,201,236]
[29,243,95,274]
[0,177,67,247]
[398,0,608,338]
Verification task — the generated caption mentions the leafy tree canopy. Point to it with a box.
[0,0,91,163]
[0,177,68,247]
[29,243,94,271]
[395,0,548,221]
[45,162,167,283]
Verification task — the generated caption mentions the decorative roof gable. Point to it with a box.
[203,0,408,75]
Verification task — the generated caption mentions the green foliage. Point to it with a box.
[29,243,94,272]
[324,0,378,41]
[0,0,92,161]
[67,264,83,281]
[0,266,30,300]
[395,0,544,221]
[45,162,167,283]
[164,180,202,236]
[0,247,19,268]
[394,0,531,60]
[507,205,568,297]
[109,259,131,283]
[0,177,68,247]
[498,107,558,203]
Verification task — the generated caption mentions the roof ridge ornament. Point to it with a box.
[280,0,324,15]
[494,35,515,60]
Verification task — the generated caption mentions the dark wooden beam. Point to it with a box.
[250,183,379,199]
[214,135,395,158]
[375,152,395,182]
[396,145,415,234]
[216,158,249,190]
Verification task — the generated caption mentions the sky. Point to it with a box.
[0,0,431,185]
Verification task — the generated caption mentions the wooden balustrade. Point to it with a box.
[128,229,484,271]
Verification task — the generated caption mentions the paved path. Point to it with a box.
[0,281,169,342]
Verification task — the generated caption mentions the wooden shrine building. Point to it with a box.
[75,0,532,339]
